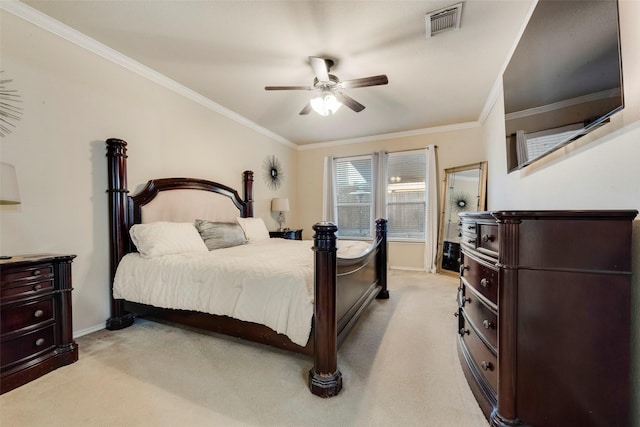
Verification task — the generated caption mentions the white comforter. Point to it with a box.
[113,238,371,346]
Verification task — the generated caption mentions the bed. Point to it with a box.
[105,138,389,397]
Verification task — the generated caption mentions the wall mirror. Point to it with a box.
[436,162,487,275]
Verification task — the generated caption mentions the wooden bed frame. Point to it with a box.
[105,138,389,398]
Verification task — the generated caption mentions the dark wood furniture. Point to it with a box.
[1,254,78,394]
[269,229,303,240]
[457,210,636,426]
[105,138,389,398]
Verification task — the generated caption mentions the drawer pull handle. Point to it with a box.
[459,328,470,336]
[481,361,494,371]
[34,309,44,318]
[35,338,45,346]
[481,234,494,243]
[483,320,494,329]
[467,238,476,244]
[33,284,42,291]
[480,278,489,287]
[454,312,459,318]
[462,297,471,305]
[459,265,469,274]
[467,225,476,230]
[33,270,41,276]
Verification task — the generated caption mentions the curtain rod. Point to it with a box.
[333,146,437,160]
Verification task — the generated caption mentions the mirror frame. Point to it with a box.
[436,161,488,276]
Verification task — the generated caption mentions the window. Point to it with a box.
[386,151,426,241]
[332,150,427,241]
[334,156,374,238]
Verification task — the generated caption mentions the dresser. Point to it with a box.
[1,254,78,394]
[269,229,303,240]
[456,210,636,427]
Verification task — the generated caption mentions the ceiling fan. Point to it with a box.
[265,56,388,116]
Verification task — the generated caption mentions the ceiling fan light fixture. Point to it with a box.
[310,90,342,116]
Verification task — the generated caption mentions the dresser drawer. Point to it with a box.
[460,221,478,235]
[461,255,498,305]
[460,315,497,393]
[461,286,497,351]
[1,325,56,369]
[477,224,499,254]
[1,298,55,336]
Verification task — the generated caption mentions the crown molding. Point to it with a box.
[298,121,480,151]
[0,0,296,148]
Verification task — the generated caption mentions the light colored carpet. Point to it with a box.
[0,270,487,427]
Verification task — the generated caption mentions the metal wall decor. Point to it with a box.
[0,72,23,138]
[263,155,284,190]
[449,192,472,213]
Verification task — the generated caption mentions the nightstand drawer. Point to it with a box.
[1,263,53,285]
[460,315,497,393]
[1,298,55,335]
[1,263,54,300]
[0,278,54,300]
[461,255,498,305]
[1,325,56,369]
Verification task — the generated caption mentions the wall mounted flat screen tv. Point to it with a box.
[503,0,623,172]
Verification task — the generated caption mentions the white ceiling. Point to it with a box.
[20,0,535,146]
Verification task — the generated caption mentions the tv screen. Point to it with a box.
[503,0,623,172]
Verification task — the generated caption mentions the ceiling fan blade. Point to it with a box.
[335,93,365,113]
[340,75,389,89]
[309,56,330,82]
[265,85,313,91]
[299,103,312,115]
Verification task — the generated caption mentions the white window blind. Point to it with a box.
[386,151,426,240]
[335,156,374,238]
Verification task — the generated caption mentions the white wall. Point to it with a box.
[483,1,640,423]
[0,11,297,336]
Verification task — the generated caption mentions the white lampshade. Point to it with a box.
[271,197,290,212]
[310,90,342,116]
[0,162,21,205]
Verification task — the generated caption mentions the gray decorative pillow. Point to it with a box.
[194,220,248,250]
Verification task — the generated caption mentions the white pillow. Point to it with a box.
[236,217,270,242]
[130,222,208,258]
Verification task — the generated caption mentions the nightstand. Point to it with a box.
[1,254,78,394]
[269,229,303,240]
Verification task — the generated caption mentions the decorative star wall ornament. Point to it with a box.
[450,192,472,213]
[263,155,283,191]
[0,72,23,138]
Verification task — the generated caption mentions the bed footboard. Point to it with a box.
[309,219,388,398]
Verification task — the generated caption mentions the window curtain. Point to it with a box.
[322,156,337,222]
[424,145,438,273]
[374,151,388,221]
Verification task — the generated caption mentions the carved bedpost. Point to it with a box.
[309,222,342,398]
[375,218,389,299]
[105,138,135,330]
[242,170,254,217]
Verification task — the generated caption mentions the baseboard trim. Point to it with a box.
[73,323,105,339]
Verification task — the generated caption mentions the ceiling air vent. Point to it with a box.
[425,2,463,38]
